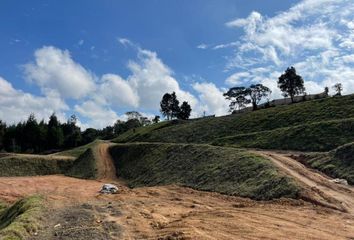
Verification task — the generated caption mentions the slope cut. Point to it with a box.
[109,143,299,200]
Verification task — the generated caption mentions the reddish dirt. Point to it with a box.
[0,145,353,239]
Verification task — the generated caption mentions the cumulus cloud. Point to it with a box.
[193,82,229,116]
[74,100,120,129]
[23,46,96,99]
[0,76,68,124]
[99,74,139,108]
[223,0,354,96]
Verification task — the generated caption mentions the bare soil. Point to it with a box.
[0,144,353,239]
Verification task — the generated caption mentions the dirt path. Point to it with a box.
[96,143,117,181]
[1,145,354,239]
[254,150,354,214]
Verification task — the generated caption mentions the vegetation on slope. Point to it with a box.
[214,118,354,152]
[65,141,102,179]
[0,196,43,240]
[299,143,354,184]
[53,140,101,158]
[109,143,299,200]
[113,95,354,152]
[0,154,74,177]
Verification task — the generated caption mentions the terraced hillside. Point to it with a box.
[114,95,354,152]
[109,143,299,200]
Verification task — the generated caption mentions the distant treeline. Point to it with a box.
[0,111,150,154]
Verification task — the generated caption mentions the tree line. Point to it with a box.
[224,66,344,112]
[0,111,161,154]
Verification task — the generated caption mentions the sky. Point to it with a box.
[1,0,354,129]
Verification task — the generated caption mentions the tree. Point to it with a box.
[47,113,64,149]
[62,115,82,148]
[224,84,270,111]
[333,83,343,96]
[178,101,192,120]
[278,67,305,103]
[125,111,142,120]
[247,84,271,110]
[224,87,249,112]
[0,120,6,151]
[152,115,160,124]
[23,114,41,152]
[160,92,180,120]
[324,86,329,97]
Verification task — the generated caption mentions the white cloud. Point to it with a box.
[99,74,139,108]
[23,46,96,99]
[223,0,354,98]
[193,82,229,116]
[197,43,208,49]
[126,48,198,111]
[74,100,120,129]
[0,76,68,124]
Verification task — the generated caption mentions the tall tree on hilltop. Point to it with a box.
[160,92,180,120]
[224,84,270,111]
[247,84,272,111]
[224,87,250,112]
[333,83,343,96]
[178,101,192,120]
[278,67,305,103]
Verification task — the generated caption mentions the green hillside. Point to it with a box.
[300,143,354,184]
[114,95,354,152]
[214,118,354,152]
[109,143,299,200]
[0,154,74,177]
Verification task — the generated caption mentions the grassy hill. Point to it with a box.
[0,154,74,177]
[65,141,102,179]
[299,142,354,184]
[109,143,299,200]
[114,95,354,152]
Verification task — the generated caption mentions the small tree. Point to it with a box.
[178,101,192,120]
[333,83,343,96]
[324,86,329,97]
[152,115,160,124]
[247,84,272,110]
[278,67,305,103]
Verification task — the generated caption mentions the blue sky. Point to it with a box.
[1,0,353,128]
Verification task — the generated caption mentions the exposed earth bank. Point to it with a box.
[0,143,353,239]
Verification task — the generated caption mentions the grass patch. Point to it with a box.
[65,142,101,179]
[114,120,181,143]
[300,143,354,184]
[109,143,299,200]
[213,118,354,152]
[52,140,102,158]
[113,95,354,149]
[0,155,74,177]
[0,195,43,240]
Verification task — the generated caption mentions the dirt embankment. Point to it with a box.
[255,151,354,214]
[0,144,353,239]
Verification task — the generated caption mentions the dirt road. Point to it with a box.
[254,151,354,214]
[96,143,117,181]
[1,145,353,239]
